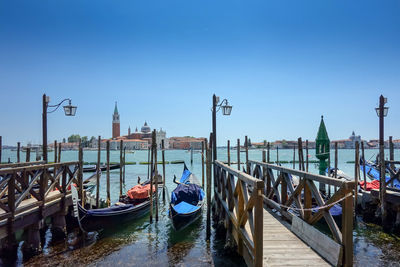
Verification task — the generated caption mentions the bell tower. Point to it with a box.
[112,102,120,138]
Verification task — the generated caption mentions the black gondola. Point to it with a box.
[71,180,154,232]
[83,163,120,173]
[169,164,205,231]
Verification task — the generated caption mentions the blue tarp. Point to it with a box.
[361,163,400,189]
[172,201,200,214]
[180,165,192,183]
[86,204,134,216]
[171,184,204,205]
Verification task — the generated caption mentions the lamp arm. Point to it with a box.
[215,98,229,113]
[47,98,72,113]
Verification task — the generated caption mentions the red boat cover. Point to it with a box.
[359,180,380,191]
[127,184,155,199]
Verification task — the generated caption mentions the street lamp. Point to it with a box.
[212,94,232,163]
[376,94,388,227]
[42,93,77,162]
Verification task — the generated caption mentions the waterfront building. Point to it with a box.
[112,102,120,139]
[168,137,205,149]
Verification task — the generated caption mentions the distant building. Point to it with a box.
[112,102,120,139]
[168,137,205,150]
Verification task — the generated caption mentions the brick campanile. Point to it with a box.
[112,102,120,138]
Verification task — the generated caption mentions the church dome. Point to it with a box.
[141,121,151,133]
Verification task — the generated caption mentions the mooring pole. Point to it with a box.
[78,139,84,206]
[277,146,279,164]
[378,95,387,228]
[150,139,154,224]
[354,141,360,209]
[292,145,295,169]
[152,130,158,222]
[227,140,230,166]
[0,136,2,163]
[212,94,217,162]
[245,136,249,173]
[42,94,48,163]
[106,140,110,207]
[306,140,309,172]
[147,146,150,180]
[26,147,31,162]
[120,140,123,197]
[267,142,270,163]
[162,139,166,202]
[190,146,193,165]
[17,142,20,163]
[335,142,338,193]
[201,140,205,188]
[58,142,62,162]
[237,138,240,171]
[96,136,101,208]
[389,136,394,187]
[123,147,126,184]
[206,139,211,239]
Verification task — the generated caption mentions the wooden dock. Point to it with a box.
[213,157,355,267]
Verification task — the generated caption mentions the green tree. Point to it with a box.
[68,134,81,143]
[81,136,89,147]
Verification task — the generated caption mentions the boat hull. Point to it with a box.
[169,203,203,231]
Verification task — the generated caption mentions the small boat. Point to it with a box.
[83,171,101,193]
[360,158,400,190]
[71,179,155,232]
[83,163,121,173]
[169,164,205,230]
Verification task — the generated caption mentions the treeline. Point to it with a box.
[66,134,97,147]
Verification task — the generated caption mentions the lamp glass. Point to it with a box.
[222,105,232,116]
[63,105,77,116]
[375,107,389,117]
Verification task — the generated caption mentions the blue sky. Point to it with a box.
[0,0,399,146]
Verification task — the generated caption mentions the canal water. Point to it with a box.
[1,148,399,266]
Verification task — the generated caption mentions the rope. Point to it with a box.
[266,192,353,212]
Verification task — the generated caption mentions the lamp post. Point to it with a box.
[212,94,232,163]
[42,93,77,162]
[376,95,388,227]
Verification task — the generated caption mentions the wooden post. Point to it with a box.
[0,136,2,163]
[342,188,354,267]
[359,141,367,192]
[354,141,359,209]
[206,140,211,239]
[106,140,110,207]
[26,147,31,162]
[162,139,166,201]
[254,184,263,267]
[150,137,154,224]
[96,136,101,208]
[291,145,295,169]
[306,140,309,172]
[120,140,123,197]
[267,142,270,163]
[17,142,20,163]
[389,136,394,187]
[237,139,240,171]
[54,140,57,163]
[152,130,158,222]
[58,143,62,163]
[298,138,305,171]
[335,142,338,193]
[78,140,84,206]
[328,145,331,197]
[227,140,231,166]
[276,146,279,164]
[245,136,249,173]
[147,147,150,180]
[190,146,193,165]
[201,140,205,188]
[123,147,126,183]
[262,149,267,195]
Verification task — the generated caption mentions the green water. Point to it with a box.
[0,148,399,266]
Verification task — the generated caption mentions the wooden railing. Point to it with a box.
[248,160,354,267]
[214,160,264,267]
[0,162,80,223]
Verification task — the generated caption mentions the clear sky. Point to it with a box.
[0,0,399,146]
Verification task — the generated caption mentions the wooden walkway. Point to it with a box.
[262,209,329,266]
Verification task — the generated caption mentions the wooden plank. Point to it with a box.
[291,216,342,266]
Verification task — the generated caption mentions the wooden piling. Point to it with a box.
[149,138,154,224]
[54,140,57,163]
[147,147,150,180]
[0,136,2,163]
[152,130,158,222]
[267,142,270,163]
[245,136,249,173]
[120,140,123,197]
[201,140,205,188]
[123,147,126,183]
[162,139,166,201]
[328,145,331,197]
[17,142,20,163]
[78,140,84,206]
[237,139,240,171]
[335,142,338,193]
[354,141,359,209]
[304,140,309,172]
[276,146,279,164]
[361,142,366,191]
[58,143,62,163]
[96,136,101,208]
[298,138,305,171]
[206,139,211,239]
[292,145,295,169]
[106,140,110,207]
[26,147,31,162]
[190,146,193,165]
[389,136,394,187]
[227,140,231,166]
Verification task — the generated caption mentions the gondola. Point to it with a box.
[169,164,205,231]
[71,179,155,232]
[82,163,120,173]
[360,158,400,190]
